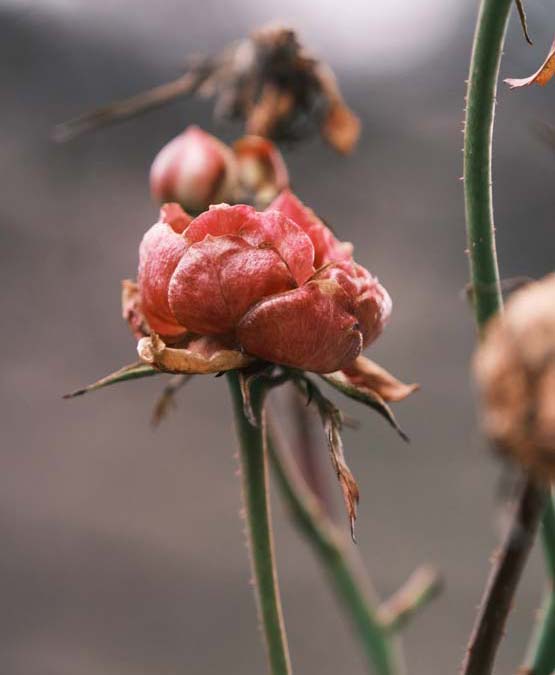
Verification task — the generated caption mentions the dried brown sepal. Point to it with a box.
[151,374,194,427]
[64,362,159,398]
[294,377,359,539]
[515,0,533,46]
[342,355,419,403]
[138,333,253,374]
[122,279,151,339]
[315,63,361,154]
[474,273,555,480]
[505,36,555,88]
[320,370,410,442]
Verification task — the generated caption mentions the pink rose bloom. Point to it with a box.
[137,190,391,373]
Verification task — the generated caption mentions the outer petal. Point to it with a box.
[168,235,296,335]
[185,204,315,285]
[313,263,392,347]
[237,279,363,373]
[138,206,190,339]
[150,126,238,211]
[268,190,353,267]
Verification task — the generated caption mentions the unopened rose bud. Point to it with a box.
[474,273,555,479]
[135,192,390,373]
[150,125,238,212]
[233,136,289,207]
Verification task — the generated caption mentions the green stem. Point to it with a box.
[463,0,510,329]
[461,1,547,673]
[522,494,555,675]
[227,372,292,675]
[267,427,403,675]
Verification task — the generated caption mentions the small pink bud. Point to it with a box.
[150,126,238,212]
[233,136,289,207]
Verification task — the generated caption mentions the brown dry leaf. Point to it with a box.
[505,37,555,88]
[294,377,359,538]
[138,333,253,374]
[342,355,419,403]
[151,374,194,426]
[321,101,361,155]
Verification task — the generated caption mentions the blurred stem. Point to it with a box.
[522,493,555,675]
[268,425,404,675]
[227,372,291,675]
[461,1,546,673]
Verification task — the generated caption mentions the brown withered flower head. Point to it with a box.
[474,273,555,480]
[55,24,360,154]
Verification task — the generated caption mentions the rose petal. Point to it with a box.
[313,263,392,346]
[138,333,253,374]
[237,279,363,372]
[267,190,353,267]
[138,212,188,339]
[185,204,314,285]
[168,235,296,335]
[159,203,192,234]
[341,355,419,403]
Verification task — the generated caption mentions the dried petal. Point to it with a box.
[268,190,353,267]
[321,100,361,155]
[168,234,296,335]
[505,37,555,88]
[122,279,150,339]
[185,203,315,285]
[138,206,190,339]
[342,355,419,402]
[138,333,253,373]
[237,279,363,372]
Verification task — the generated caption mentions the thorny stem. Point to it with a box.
[521,494,555,675]
[267,426,403,675]
[461,0,546,673]
[227,372,292,675]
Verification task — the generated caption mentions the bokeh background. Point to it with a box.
[2,1,555,673]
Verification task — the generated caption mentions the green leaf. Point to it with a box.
[64,362,159,398]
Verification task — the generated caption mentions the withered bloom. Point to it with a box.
[150,125,288,212]
[474,274,555,479]
[55,24,360,154]
[131,191,390,374]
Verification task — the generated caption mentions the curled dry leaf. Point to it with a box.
[342,355,419,403]
[474,273,555,480]
[505,36,555,88]
[64,362,159,398]
[138,333,253,374]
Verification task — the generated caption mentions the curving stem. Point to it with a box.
[227,371,292,675]
[461,1,546,674]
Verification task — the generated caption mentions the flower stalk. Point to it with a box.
[522,494,555,675]
[227,371,292,675]
[267,426,402,675]
[461,1,546,673]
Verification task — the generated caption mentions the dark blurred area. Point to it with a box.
[2,1,555,673]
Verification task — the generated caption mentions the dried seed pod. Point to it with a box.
[474,273,555,479]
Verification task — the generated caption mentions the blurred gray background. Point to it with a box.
[2,0,555,673]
